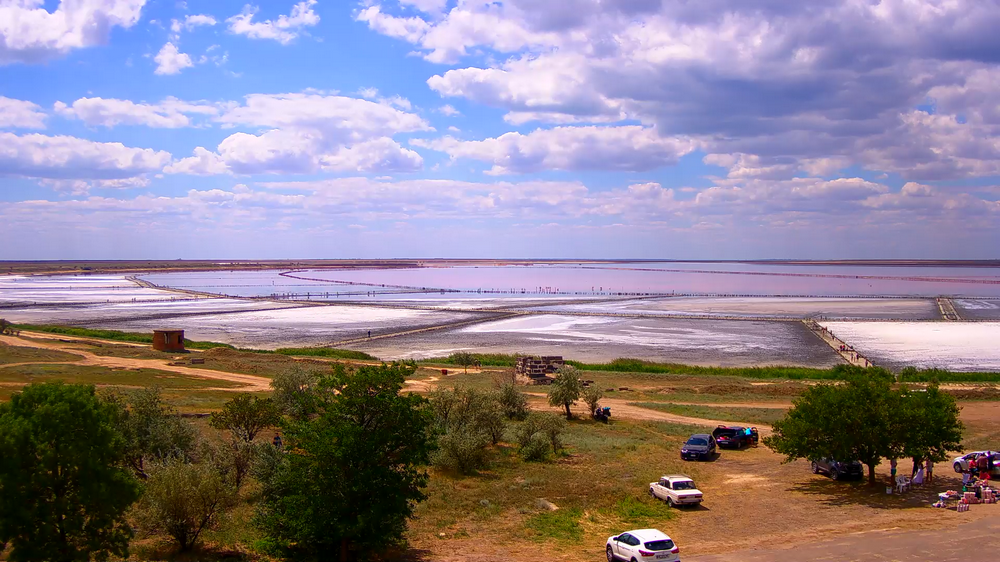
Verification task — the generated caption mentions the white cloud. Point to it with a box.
[0,0,146,65]
[438,104,460,116]
[181,13,217,30]
[54,97,219,128]
[227,0,319,45]
[0,132,171,180]
[163,147,230,175]
[154,42,193,75]
[165,91,431,175]
[0,96,46,129]
[399,0,448,14]
[412,126,696,174]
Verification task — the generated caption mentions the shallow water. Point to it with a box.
[820,321,1000,372]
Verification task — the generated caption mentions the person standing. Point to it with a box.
[890,458,898,483]
[926,460,934,483]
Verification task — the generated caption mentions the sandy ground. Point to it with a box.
[0,333,271,391]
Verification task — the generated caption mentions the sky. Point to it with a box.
[1,0,999,260]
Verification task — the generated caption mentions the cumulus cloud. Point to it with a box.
[0,96,46,128]
[412,126,696,174]
[360,0,1000,182]
[0,132,171,181]
[54,97,219,128]
[167,92,431,175]
[0,0,146,65]
[154,42,194,75]
[227,0,319,44]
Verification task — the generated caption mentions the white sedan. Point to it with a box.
[607,529,680,562]
[952,451,1000,474]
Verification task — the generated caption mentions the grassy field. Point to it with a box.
[0,341,82,364]
[0,363,243,390]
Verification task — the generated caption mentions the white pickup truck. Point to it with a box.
[649,475,703,507]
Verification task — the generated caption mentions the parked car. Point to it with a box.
[952,451,1000,475]
[680,434,716,461]
[711,425,753,449]
[606,529,680,562]
[649,475,703,507]
[811,457,864,480]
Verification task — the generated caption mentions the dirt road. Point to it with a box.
[689,507,999,561]
[0,334,271,392]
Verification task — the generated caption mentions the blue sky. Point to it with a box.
[1,0,999,259]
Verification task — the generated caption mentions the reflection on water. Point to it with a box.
[142,262,1000,299]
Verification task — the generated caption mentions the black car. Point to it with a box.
[711,425,753,449]
[681,434,717,460]
[811,458,864,480]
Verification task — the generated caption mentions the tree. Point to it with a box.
[495,382,529,420]
[0,319,17,336]
[515,412,565,461]
[450,351,477,374]
[429,387,505,473]
[764,369,903,485]
[134,458,236,552]
[210,394,281,442]
[548,365,583,420]
[102,387,195,479]
[0,383,140,562]
[270,366,319,421]
[255,363,434,562]
[583,385,604,416]
[899,383,963,470]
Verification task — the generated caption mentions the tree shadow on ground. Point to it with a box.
[787,472,965,509]
[131,545,250,562]
[383,547,435,561]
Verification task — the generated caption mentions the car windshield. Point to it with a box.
[713,428,738,437]
[644,540,675,551]
[686,437,708,446]
[672,481,695,490]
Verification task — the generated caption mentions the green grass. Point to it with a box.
[0,342,83,364]
[606,495,674,527]
[270,347,376,360]
[13,324,233,350]
[419,353,520,367]
[568,358,836,379]
[0,363,242,389]
[525,507,583,541]
[631,402,788,425]
[899,367,1000,383]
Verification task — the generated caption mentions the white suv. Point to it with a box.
[606,529,680,562]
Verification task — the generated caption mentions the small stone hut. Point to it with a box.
[152,329,185,352]
[515,355,564,384]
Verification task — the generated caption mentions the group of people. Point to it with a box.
[889,457,934,486]
[961,451,996,487]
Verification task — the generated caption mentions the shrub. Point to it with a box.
[495,383,530,421]
[548,366,583,420]
[134,458,237,552]
[102,387,195,479]
[520,433,551,462]
[582,385,604,416]
[429,387,506,473]
[516,412,565,459]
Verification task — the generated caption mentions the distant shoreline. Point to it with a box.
[2,258,1000,276]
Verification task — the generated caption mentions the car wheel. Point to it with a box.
[831,469,840,481]
[606,545,615,562]
[811,461,819,474]
[954,463,963,473]
[649,487,655,498]
[666,497,675,508]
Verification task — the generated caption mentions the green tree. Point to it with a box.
[515,412,565,460]
[899,383,963,469]
[449,351,477,373]
[134,458,236,552]
[269,366,319,421]
[495,382,529,420]
[255,363,434,562]
[210,394,281,442]
[0,383,140,562]
[548,366,582,420]
[764,369,903,484]
[102,387,195,479]
[429,387,505,473]
[582,385,604,416]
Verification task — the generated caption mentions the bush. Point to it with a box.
[102,387,195,479]
[429,387,506,473]
[516,412,565,459]
[520,433,551,462]
[134,458,237,551]
[582,385,604,416]
[270,367,319,421]
[495,382,529,421]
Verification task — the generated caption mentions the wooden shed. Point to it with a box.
[152,329,185,352]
